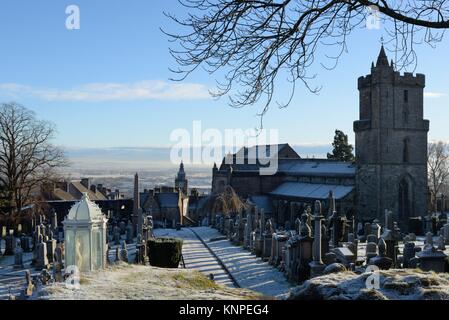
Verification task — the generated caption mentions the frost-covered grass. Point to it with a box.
[37,263,262,300]
[288,269,449,300]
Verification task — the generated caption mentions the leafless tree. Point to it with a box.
[0,103,67,218]
[428,141,449,212]
[165,0,449,125]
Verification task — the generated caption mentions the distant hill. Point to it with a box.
[65,144,332,171]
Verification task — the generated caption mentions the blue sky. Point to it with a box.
[0,0,448,150]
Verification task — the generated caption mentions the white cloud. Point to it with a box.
[424,91,447,99]
[0,80,211,102]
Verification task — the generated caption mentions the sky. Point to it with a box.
[0,0,448,152]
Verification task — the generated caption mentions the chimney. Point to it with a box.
[80,178,90,190]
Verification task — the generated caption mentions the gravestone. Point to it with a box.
[115,246,121,262]
[4,231,16,256]
[125,222,134,244]
[119,220,126,234]
[53,247,63,282]
[366,234,377,244]
[424,232,434,250]
[371,220,381,241]
[384,209,394,231]
[261,219,275,259]
[309,201,325,277]
[20,236,32,253]
[417,246,447,273]
[369,238,393,270]
[14,240,24,269]
[35,235,49,270]
[442,223,449,245]
[113,226,121,245]
[402,241,416,269]
[332,247,355,267]
[365,241,378,263]
[46,232,57,263]
[363,223,372,240]
[119,242,128,262]
[437,235,446,251]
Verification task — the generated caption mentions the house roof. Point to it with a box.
[71,181,107,201]
[270,182,354,200]
[53,188,76,201]
[155,193,179,208]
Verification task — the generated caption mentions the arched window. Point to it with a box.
[398,177,413,220]
[403,138,409,163]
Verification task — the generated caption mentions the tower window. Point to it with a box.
[404,90,409,103]
[403,138,409,163]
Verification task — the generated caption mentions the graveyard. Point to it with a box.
[0,190,449,300]
[2,0,449,308]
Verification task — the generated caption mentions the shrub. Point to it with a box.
[147,237,183,268]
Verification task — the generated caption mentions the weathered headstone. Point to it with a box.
[14,240,24,269]
[4,231,15,256]
[46,232,57,263]
[365,241,378,263]
[369,238,393,270]
[125,222,134,244]
[35,235,49,270]
[402,241,416,269]
[119,242,128,262]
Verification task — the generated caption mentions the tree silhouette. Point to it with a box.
[327,130,355,162]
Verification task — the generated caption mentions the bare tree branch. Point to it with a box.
[164,0,449,125]
[0,103,67,217]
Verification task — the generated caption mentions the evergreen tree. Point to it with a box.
[327,130,355,162]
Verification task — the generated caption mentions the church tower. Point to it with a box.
[175,162,188,194]
[354,46,429,229]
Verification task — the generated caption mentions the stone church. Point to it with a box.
[211,46,429,230]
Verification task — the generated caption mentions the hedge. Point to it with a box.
[147,237,183,268]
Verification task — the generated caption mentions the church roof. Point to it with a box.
[278,159,355,177]
[270,182,354,200]
[234,143,299,160]
[221,158,355,177]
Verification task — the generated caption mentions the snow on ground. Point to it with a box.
[0,251,40,300]
[288,269,449,300]
[154,228,235,287]
[154,227,294,299]
[38,263,261,300]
